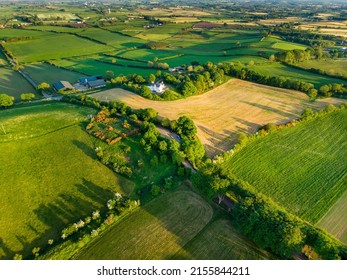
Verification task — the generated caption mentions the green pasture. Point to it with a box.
[74,190,213,259]
[53,58,156,77]
[23,63,84,85]
[220,109,347,224]
[0,103,134,259]
[251,36,308,51]
[0,67,36,100]
[78,28,145,49]
[27,25,87,34]
[5,33,112,63]
[0,28,52,40]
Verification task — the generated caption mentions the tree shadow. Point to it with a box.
[0,178,112,260]
[72,139,97,159]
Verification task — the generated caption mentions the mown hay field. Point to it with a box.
[173,219,275,260]
[74,191,213,259]
[91,79,343,157]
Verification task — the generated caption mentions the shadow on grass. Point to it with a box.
[0,178,113,260]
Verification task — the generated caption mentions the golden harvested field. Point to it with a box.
[91,79,344,157]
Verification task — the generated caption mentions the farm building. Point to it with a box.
[52,81,74,92]
[148,81,166,94]
[78,76,106,89]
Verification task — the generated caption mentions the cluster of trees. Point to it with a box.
[195,164,347,260]
[0,93,36,108]
[62,95,204,168]
[277,47,328,64]
[147,58,169,70]
[107,61,229,101]
[0,94,14,108]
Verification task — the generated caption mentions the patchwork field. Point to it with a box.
[91,79,343,157]
[219,109,347,225]
[0,103,134,259]
[0,67,36,100]
[74,190,213,259]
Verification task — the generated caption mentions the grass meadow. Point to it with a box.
[0,103,134,259]
[220,109,347,224]
[5,33,112,63]
[23,63,85,85]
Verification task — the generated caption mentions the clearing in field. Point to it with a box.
[0,103,134,259]
[74,190,213,260]
[172,219,274,260]
[0,67,36,100]
[91,79,343,157]
[219,109,347,224]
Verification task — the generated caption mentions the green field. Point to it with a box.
[23,63,84,85]
[296,59,347,78]
[52,58,156,77]
[251,36,307,51]
[0,67,36,100]
[247,63,347,87]
[0,103,134,259]
[79,28,145,49]
[173,219,275,260]
[220,109,347,224]
[5,33,112,63]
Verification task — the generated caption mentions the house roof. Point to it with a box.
[88,79,106,88]
[53,81,74,91]
[78,76,101,84]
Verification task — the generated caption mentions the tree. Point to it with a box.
[319,85,331,97]
[0,94,14,108]
[181,81,197,97]
[211,176,230,203]
[307,88,318,100]
[148,73,156,84]
[36,82,50,93]
[269,54,276,62]
[105,70,115,81]
[20,93,35,101]
[177,116,197,138]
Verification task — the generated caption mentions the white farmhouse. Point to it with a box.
[148,81,166,94]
